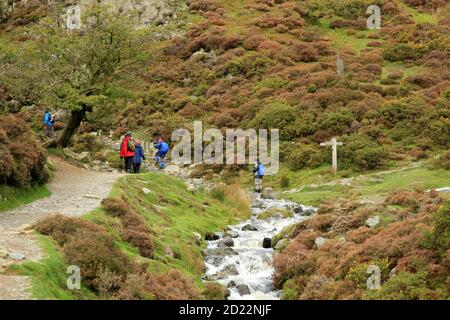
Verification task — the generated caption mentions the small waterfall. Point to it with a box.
[203,195,316,300]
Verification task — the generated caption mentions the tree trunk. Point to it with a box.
[56,108,87,148]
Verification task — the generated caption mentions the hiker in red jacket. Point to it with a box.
[120,131,135,173]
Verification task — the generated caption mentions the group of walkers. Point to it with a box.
[44,109,265,191]
[119,131,169,174]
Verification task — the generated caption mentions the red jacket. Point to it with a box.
[120,136,135,158]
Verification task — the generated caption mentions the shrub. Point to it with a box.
[0,114,48,187]
[62,234,130,292]
[286,144,324,170]
[431,151,450,170]
[428,118,450,148]
[318,109,356,136]
[103,198,155,258]
[210,186,225,202]
[340,134,388,170]
[144,270,200,300]
[35,214,106,246]
[250,102,296,139]
[423,201,450,260]
[280,176,290,188]
[202,282,226,300]
[383,43,421,62]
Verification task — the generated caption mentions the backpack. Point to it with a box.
[127,140,135,152]
[160,141,169,153]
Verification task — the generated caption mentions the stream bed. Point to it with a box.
[203,194,316,300]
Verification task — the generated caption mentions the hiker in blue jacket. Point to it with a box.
[43,110,55,138]
[154,137,169,169]
[132,140,146,174]
[252,160,265,193]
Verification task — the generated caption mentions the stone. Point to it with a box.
[218,264,239,277]
[142,187,152,195]
[274,239,288,250]
[262,238,272,249]
[293,206,303,214]
[193,232,202,245]
[261,187,274,199]
[389,267,397,277]
[0,248,10,259]
[314,237,328,248]
[8,252,26,260]
[302,208,316,216]
[242,224,258,232]
[205,256,225,267]
[225,289,231,299]
[226,231,239,238]
[204,247,238,256]
[227,281,237,288]
[217,237,234,248]
[205,232,220,241]
[365,216,380,228]
[236,284,251,296]
[164,246,174,258]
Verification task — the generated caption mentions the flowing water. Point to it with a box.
[203,194,316,300]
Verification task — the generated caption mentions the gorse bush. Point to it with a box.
[0,114,48,187]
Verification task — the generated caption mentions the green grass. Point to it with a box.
[397,0,437,24]
[0,184,50,212]
[282,165,450,206]
[8,235,96,300]
[85,173,250,287]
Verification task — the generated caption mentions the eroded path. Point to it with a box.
[0,157,122,299]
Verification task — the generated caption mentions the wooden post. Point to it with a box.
[320,137,343,175]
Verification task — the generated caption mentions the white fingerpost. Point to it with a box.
[320,137,343,175]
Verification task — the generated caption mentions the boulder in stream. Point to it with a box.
[236,284,251,296]
[218,264,239,277]
[262,238,272,249]
[217,236,234,248]
[302,208,316,216]
[205,232,220,241]
[293,206,303,214]
[242,224,258,231]
[204,247,238,256]
[227,280,237,288]
[226,230,239,238]
[261,187,274,199]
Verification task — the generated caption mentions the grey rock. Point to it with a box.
[261,187,274,199]
[274,239,288,250]
[205,256,225,267]
[236,284,251,296]
[314,237,328,248]
[389,267,397,277]
[365,216,380,228]
[193,232,202,245]
[225,289,231,299]
[242,224,258,232]
[164,246,174,258]
[293,206,303,214]
[8,251,26,260]
[226,231,239,238]
[218,264,239,277]
[142,187,152,194]
[227,280,237,288]
[204,247,238,256]
[302,208,316,216]
[217,237,234,248]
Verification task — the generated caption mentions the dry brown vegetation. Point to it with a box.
[273,191,449,299]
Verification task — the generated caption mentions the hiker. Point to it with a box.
[154,137,169,169]
[120,131,135,173]
[44,110,55,138]
[132,140,146,174]
[253,160,265,193]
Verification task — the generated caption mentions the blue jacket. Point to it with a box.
[254,162,265,176]
[154,141,169,156]
[44,112,54,126]
[132,144,146,164]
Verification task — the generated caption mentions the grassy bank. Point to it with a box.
[0,184,50,212]
[8,172,250,299]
